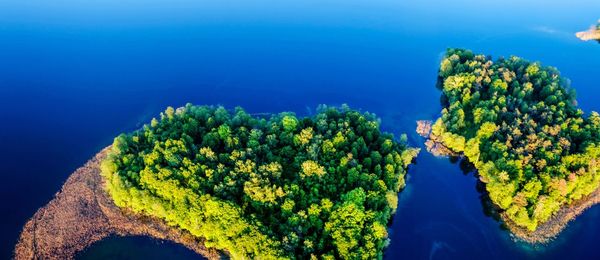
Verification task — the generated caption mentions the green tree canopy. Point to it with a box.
[433,48,600,231]
[101,104,418,259]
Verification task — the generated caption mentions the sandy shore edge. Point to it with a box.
[576,28,600,42]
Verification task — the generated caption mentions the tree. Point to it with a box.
[282,115,298,132]
[101,104,417,259]
[433,48,600,231]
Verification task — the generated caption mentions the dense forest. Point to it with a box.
[433,48,600,231]
[101,104,419,259]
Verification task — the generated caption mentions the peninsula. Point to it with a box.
[425,48,600,243]
[16,104,418,259]
[14,148,221,259]
[576,20,600,43]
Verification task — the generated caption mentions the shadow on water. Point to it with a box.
[76,236,205,260]
[447,156,506,227]
[441,154,593,258]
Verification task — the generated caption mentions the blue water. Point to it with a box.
[78,236,201,260]
[1,0,599,259]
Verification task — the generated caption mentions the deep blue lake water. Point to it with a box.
[1,0,599,259]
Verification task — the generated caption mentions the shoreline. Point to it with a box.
[575,24,600,42]
[502,186,600,244]
[416,120,458,157]
[14,123,600,257]
[14,147,221,259]
[415,120,600,244]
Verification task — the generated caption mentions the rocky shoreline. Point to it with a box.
[14,147,221,259]
[14,122,600,258]
[575,21,600,42]
[416,120,458,157]
[415,120,600,244]
[502,187,600,244]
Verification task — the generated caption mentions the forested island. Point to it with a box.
[15,104,417,259]
[100,104,418,259]
[18,49,598,258]
[576,20,600,43]
[428,48,600,242]
[14,148,222,259]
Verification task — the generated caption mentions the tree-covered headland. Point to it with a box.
[433,48,600,231]
[101,104,419,259]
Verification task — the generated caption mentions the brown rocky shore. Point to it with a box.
[416,120,457,157]
[14,147,221,259]
[415,120,600,244]
[502,187,600,243]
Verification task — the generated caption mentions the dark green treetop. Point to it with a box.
[101,104,418,259]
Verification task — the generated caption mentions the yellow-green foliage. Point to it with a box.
[435,48,600,231]
[301,160,326,178]
[101,104,418,259]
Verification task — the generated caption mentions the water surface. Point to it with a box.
[1,0,599,259]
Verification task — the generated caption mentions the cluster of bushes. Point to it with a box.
[434,48,600,231]
[101,104,418,259]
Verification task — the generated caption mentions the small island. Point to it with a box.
[425,48,600,243]
[576,20,600,43]
[16,104,418,259]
